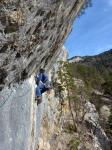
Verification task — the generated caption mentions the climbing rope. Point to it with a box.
[0,89,13,109]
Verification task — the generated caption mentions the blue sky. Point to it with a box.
[65,0,112,58]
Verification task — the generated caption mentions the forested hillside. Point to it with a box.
[69,49,112,146]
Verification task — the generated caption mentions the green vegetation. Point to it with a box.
[70,62,112,138]
[64,122,77,133]
[70,63,104,90]
[57,61,90,149]
[74,50,112,94]
[102,72,112,95]
[58,61,79,131]
[69,50,112,143]
[68,138,80,150]
[57,50,112,146]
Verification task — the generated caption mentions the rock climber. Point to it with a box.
[35,68,51,105]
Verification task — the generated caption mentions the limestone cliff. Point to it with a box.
[0,1,89,150]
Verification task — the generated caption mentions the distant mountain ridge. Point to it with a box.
[69,49,112,61]
[69,49,112,72]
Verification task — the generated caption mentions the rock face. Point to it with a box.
[0,76,36,150]
[0,47,68,150]
[0,0,85,91]
[36,48,69,150]
[84,102,111,150]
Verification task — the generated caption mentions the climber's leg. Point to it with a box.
[35,86,42,105]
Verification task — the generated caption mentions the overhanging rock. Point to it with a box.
[0,0,85,90]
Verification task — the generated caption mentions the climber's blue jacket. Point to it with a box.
[35,73,51,97]
[37,73,48,83]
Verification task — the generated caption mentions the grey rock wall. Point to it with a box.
[0,75,45,150]
[0,76,36,150]
[85,102,111,150]
[0,0,85,91]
